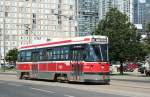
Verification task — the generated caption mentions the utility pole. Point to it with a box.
[0,29,1,68]
[3,18,6,72]
[75,0,79,37]
[69,17,72,38]
[3,0,6,72]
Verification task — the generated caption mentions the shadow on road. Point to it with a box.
[26,79,110,85]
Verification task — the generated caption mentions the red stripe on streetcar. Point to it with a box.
[84,38,91,41]
[17,64,31,70]
[17,62,109,72]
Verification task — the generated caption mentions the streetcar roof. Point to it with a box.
[19,35,108,50]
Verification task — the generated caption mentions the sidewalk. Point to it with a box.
[111,72,150,82]
[0,70,16,75]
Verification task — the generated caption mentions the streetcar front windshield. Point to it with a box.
[91,44,108,62]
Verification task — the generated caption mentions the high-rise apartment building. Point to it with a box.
[99,0,134,22]
[133,0,146,32]
[99,0,112,20]
[133,0,150,33]
[0,0,77,58]
[77,0,99,36]
[144,0,150,30]
[74,0,131,36]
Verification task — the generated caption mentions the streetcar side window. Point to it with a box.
[60,48,64,60]
[61,46,69,60]
[39,48,47,61]
[52,47,60,60]
[31,50,39,62]
[17,51,21,62]
[19,50,32,62]
[20,51,26,62]
[70,44,86,61]
[46,46,70,61]
[84,45,96,62]
[47,49,53,61]
[26,51,32,61]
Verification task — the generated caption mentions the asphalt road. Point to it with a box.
[0,72,150,97]
[0,81,128,97]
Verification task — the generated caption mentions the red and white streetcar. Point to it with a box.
[16,35,110,84]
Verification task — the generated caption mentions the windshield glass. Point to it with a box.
[91,44,108,62]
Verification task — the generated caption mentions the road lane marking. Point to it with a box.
[8,83,23,87]
[31,88,56,94]
[64,94,75,97]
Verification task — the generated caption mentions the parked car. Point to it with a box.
[127,63,139,72]
[138,63,145,74]
[138,66,145,74]
[2,62,15,69]
[116,63,139,72]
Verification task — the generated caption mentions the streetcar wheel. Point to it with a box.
[20,72,30,80]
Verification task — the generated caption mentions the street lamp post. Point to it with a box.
[54,13,72,38]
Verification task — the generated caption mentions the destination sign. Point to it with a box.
[92,38,107,43]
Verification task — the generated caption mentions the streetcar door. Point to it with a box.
[31,51,39,78]
[70,45,85,81]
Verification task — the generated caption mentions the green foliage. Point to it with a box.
[95,8,147,62]
[142,43,150,56]
[146,22,150,44]
[146,22,150,32]
[5,48,18,62]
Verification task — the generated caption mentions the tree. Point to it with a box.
[5,48,18,64]
[144,22,150,58]
[146,22,150,44]
[95,8,147,74]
